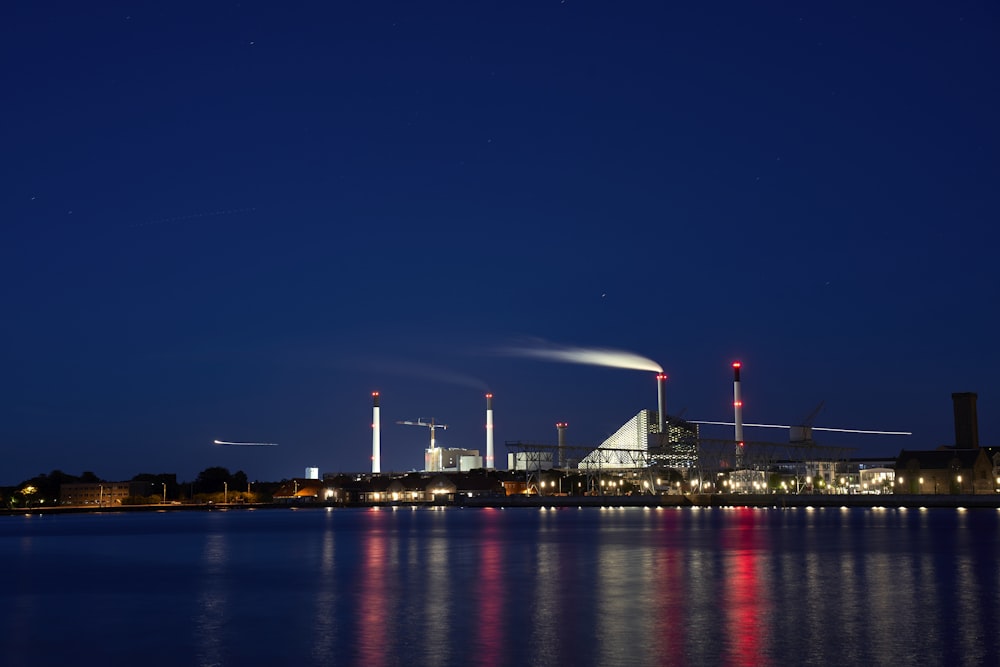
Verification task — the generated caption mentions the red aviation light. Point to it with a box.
[738,441,745,448]
[734,401,743,407]
[656,373,667,381]
[732,361,741,369]
[372,391,379,397]
[486,393,493,399]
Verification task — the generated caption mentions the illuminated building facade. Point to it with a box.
[425,447,482,472]
[579,410,699,470]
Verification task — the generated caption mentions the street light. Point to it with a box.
[162,482,167,504]
[224,481,228,504]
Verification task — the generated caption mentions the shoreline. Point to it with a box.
[5,493,1000,516]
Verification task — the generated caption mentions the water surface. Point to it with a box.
[2,505,997,666]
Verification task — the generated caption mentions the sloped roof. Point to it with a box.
[896,448,986,470]
[273,478,325,498]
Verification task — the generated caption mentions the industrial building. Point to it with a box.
[578,409,699,471]
[425,447,482,472]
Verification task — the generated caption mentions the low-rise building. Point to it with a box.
[895,448,993,494]
[59,482,149,506]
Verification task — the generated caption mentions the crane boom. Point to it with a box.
[396,418,449,448]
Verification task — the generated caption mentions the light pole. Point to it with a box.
[224,481,228,504]
[162,483,167,504]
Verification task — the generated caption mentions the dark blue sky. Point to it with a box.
[3,2,997,484]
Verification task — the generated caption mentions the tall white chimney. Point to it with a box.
[485,393,495,469]
[372,391,381,474]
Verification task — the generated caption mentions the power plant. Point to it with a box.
[351,355,927,499]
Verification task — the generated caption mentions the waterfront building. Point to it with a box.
[59,481,150,506]
[894,448,993,494]
[272,478,324,502]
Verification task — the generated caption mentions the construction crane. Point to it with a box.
[396,418,448,449]
[789,401,826,444]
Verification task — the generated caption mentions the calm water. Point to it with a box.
[2,505,998,666]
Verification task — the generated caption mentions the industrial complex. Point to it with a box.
[263,364,998,506]
[39,363,998,510]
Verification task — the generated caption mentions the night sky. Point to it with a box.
[3,2,998,485]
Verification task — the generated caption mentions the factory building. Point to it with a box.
[652,415,700,469]
[425,447,482,472]
[578,409,699,471]
[508,450,554,471]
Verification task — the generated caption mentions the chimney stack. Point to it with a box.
[485,393,495,469]
[556,422,568,469]
[656,373,668,435]
[372,391,381,474]
[952,392,979,449]
[733,362,744,467]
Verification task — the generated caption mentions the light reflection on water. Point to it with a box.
[1,506,999,666]
[196,531,229,667]
[311,515,337,663]
[358,509,388,667]
[475,508,503,667]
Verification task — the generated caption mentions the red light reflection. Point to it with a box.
[723,508,771,667]
[475,509,504,666]
[358,511,388,667]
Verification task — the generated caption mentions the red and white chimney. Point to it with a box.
[732,362,744,467]
[732,362,743,445]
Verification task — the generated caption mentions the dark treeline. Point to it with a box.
[2,467,284,508]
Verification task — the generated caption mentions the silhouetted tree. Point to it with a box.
[232,470,249,491]
[195,467,232,493]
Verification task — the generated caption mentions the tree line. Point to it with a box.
[1,467,283,507]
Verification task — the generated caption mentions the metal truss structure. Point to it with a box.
[505,438,856,493]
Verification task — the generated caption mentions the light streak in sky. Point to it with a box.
[213,439,279,446]
[501,339,663,373]
[691,421,911,435]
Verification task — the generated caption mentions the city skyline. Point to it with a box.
[2,3,997,484]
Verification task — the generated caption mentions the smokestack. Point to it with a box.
[372,391,381,474]
[732,362,744,467]
[656,373,667,435]
[952,392,979,449]
[485,393,495,469]
[556,422,568,469]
